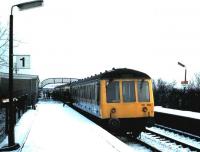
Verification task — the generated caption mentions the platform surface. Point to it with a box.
[155,106,200,120]
[0,100,135,152]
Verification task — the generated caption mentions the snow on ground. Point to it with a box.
[147,126,200,149]
[0,109,37,152]
[155,106,200,120]
[128,143,151,152]
[1,100,138,152]
[118,137,151,152]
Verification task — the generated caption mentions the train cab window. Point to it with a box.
[122,81,135,102]
[137,81,150,102]
[106,81,120,103]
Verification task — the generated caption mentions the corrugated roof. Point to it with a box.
[0,72,39,80]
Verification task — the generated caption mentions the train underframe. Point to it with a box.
[101,117,154,137]
[72,103,154,138]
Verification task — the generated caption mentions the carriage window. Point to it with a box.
[137,81,150,102]
[106,81,120,103]
[122,81,135,102]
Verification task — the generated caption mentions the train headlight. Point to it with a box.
[110,108,116,118]
[142,107,148,112]
[111,108,116,113]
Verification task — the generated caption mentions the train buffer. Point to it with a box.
[0,100,134,152]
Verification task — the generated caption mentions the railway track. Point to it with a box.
[69,102,200,151]
[137,124,200,152]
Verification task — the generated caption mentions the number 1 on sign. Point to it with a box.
[20,57,25,67]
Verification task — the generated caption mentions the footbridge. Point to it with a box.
[40,78,78,88]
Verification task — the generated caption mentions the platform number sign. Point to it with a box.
[16,55,30,69]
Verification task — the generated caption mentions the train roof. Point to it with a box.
[72,68,151,85]
[99,68,151,79]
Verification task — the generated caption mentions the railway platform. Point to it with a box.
[155,106,200,136]
[0,99,134,152]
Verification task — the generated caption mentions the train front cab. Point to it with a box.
[100,79,154,133]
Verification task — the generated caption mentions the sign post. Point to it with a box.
[181,80,188,91]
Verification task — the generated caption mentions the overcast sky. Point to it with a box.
[1,0,200,85]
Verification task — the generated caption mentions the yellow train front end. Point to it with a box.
[69,68,154,136]
[99,78,154,134]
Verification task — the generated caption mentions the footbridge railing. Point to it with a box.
[40,78,78,88]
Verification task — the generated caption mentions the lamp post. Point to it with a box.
[178,62,187,91]
[4,0,43,150]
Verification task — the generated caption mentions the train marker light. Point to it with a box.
[142,107,148,112]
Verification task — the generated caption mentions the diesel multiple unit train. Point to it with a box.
[53,68,154,136]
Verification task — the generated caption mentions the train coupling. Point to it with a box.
[146,117,155,127]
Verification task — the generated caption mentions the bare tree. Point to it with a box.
[0,23,9,70]
[153,78,177,107]
[188,73,200,89]
[194,73,200,89]
[0,23,21,72]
